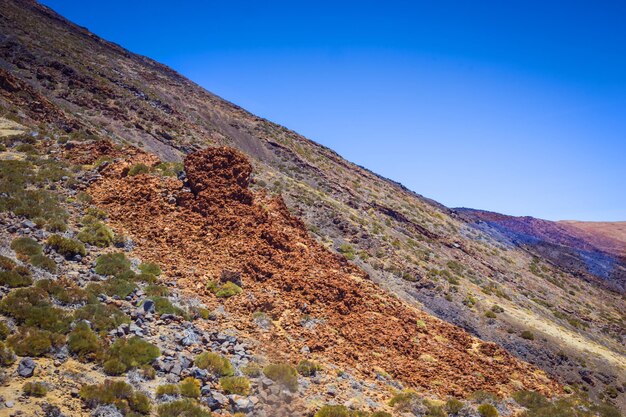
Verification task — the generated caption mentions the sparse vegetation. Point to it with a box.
[219,376,251,395]
[77,220,114,247]
[157,399,212,417]
[23,381,47,397]
[46,234,86,258]
[95,252,131,276]
[179,377,201,398]
[478,403,498,417]
[521,330,535,340]
[104,336,160,375]
[139,262,161,276]
[297,359,321,376]
[194,352,234,376]
[80,379,151,415]
[263,363,298,392]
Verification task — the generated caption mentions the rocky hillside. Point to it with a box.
[457,209,626,293]
[0,0,624,415]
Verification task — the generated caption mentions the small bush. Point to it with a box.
[29,253,56,272]
[103,358,127,376]
[85,207,108,219]
[491,305,504,313]
[180,377,201,398]
[128,163,151,176]
[77,221,114,247]
[103,277,137,298]
[7,327,63,357]
[47,235,86,258]
[157,399,212,417]
[156,384,180,397]
[95,253,130,276]
[337,243,356,260]
[140,364,156,380]
[389,390,423,413]
[315,405,349,417]
[45,218,67,232]
[513,391,550,409]
[145,284,169,296]
[105,336,160,375]
[0,287,72,333]
[371,412,392,417]
[0,321,9,340]
[0,255,17,270]
[263,363,298,392]
[68,322,102,360]
[74,303,130,333]
[215,281,242,298]
[152,296,184,315]
[445,399,464,414]
[80,379,151,415]
[484,310,497,319]
[0,341,15,366]
[297,359,321,376]
[139,262,161,276]
[23,381,47,397]
[0,270,33,287]
[219,376,250,395]
[11,237,42,258]
[135,273,157,284]
[241,362,262,377]
[36,278,95,305]
[478,404,498,417]
[194,352,233,376]
[521,330,535,340]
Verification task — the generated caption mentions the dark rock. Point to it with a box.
[18,357,36,377]
[143,299,155,313]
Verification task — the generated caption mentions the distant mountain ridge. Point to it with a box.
[457,208,626,293]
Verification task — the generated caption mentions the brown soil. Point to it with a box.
[86,144,561,398]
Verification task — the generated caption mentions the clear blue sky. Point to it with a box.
[41,1,626,221]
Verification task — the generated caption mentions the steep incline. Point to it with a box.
[87,143,559,398]
[1,0,625,409]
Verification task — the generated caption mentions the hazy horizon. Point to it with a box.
[41,0,626,221]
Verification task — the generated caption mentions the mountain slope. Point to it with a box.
[0,0,625,413]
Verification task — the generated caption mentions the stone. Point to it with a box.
[17,358,36,377]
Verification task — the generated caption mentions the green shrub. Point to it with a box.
[47,235,86,258]
[0,270,33,287]
[215,281,242,298]
[80,379,151,415]
[337,244,356,260]
[135,273,157,284]
[180,377,201,398]
[95,252,130,275]
[157,399,212,417]
[371,412,392,417]
[263,363,298,392]
[36,278,95,305]
[513,391,549,410]
[85,207,107,219]
[315,405,349,417]
[145,284,169,296]
[45,218,67,232]
[0,341,15,366]
[0,321,9,340]
[11,237,42,257]
[219,376,250,395]
[103,358,127,376]
[156,384,180,397]
[491,305,504,313]
[7,327,63,356]
[74,303,130,334]
[77,221,114,247]
[105,336,160,374]
[194,352,234,376]
[77,192,93,203]
[0,287,72,333]
[23,381,47,397]
[389,390,423,413]
[152,296,184,315]
[139,262,161,276]
[297,359,321,376]
[68,322,102,360]
[29,253,56,272]
[241,362,262,377]
[521,330,535,340]
[103,277,137,298]
[484,310,497,319]
[128,163,151,176]
[445,399,464,414]
[477,404,498,417]
[0,255,16,270]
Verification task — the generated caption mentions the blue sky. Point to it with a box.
[42,1,626,221]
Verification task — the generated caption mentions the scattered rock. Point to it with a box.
[17,358,35,378]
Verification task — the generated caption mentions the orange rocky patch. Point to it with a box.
[87,145,562,398]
